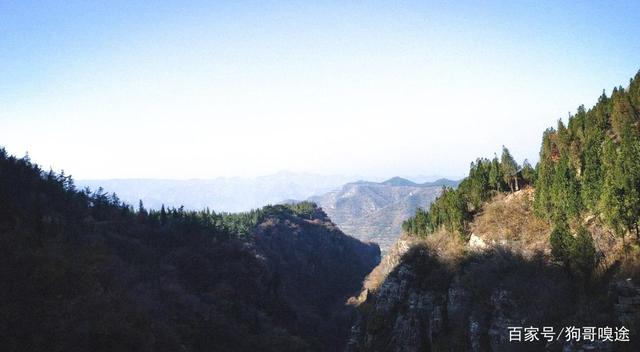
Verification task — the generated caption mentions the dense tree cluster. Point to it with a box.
[404,70,640,286]
[534,71,640,240]
[402,146,533,236]
[549,223,597,283]
[0,149,377,352]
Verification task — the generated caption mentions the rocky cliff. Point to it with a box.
[348,190,640,352]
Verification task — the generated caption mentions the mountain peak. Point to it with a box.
[421,178,460,188]
[381,177,418,187]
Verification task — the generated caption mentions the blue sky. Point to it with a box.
[1,1,640,179]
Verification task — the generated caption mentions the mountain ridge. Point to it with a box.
[0,150,380,351]
[75,173,353,212]
[308,177,460,253]
[348,70,640,352]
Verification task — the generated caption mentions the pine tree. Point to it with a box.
[568,225,596,283]
[460,158,491,210]
[556,120,570,156]
[592,90,611,131]
[599,136,624,235]
[137,199,148,223]
[610,88,637,138]
[551,152,581,221]
[488,154,503,192]
[520,159,536,186]
[534,129,556,219]
[160,204,168,226]
[500,146,519,192]
[629,70,640,109]
[600,109,640,238]
[581,128,603,211]
[616,116,640,237]
[550,219,572,267]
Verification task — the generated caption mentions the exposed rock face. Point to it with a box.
[359,235,420,294]
[468,189,550,255]
[469,233,488,250]
[347,187,640,351]
[347,242,640,352]
[613,279,640,336]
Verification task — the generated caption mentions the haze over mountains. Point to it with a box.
[77,173,459,214]
[76,172,353,213]
[308,177,459,253]
[75,170,459,302]
[77,174,458,253]
[0,150,380,351]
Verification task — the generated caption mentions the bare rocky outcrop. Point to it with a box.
[346,242,629,351]
[347,190,640,351]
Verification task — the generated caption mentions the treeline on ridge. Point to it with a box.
[402,146,536,236]
[402,70,640,284]
[404,70,640,239]
[0,148,351,352]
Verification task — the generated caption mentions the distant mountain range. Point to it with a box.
[308,177,459,253]
[0,151,379,351]
[76,172,353,212]
[77,174,459,253]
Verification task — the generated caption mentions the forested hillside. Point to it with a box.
[402,145,535,236]
[350,71,640,351]
[0,150,379,352]
[402,70,640,274]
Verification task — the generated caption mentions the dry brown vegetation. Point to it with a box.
[469,189,640,285]
[359,235,422,294]
[362,186,640,306]
[470,187,551,253]
[618,244,640,281]
[587,215,640,281]
[470,188,640,281]
[423,227,467,265]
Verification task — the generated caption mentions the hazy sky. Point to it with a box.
[2,1,640,180]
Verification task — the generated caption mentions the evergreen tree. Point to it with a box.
[592,90,611,131]
[581,128,603,211]
[551,152,581,221]
[488,154,503,192]
[520,159,536,186]
[460,158,491,210]
[600,111,640,238]
[556,120,570,156]
[500,146,519,192]
[599,136,624,235]
[610,88,637,138]
[629,71,640,109]
[160,204,168,226]
[549,219,572,267]
[568,225,597,283]
[616,116,640,237]
[534,129,556,219]
[137,199,148,223]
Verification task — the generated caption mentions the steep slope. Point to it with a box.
[349,191,640,352]
[309,178,457,253]
[0,150,379,352]
[349,72,640,351]
[253,206,380,349]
